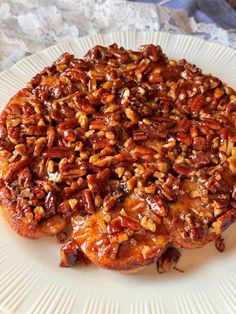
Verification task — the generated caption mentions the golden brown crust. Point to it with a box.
[0,203,67,239]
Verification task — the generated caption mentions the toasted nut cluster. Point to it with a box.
[0,43,236,271]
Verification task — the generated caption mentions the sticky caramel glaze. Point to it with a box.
[72,194,169,271]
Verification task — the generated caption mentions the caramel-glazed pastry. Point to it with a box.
[0,43,236,272]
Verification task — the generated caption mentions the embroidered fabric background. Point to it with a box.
[0,0,236,71]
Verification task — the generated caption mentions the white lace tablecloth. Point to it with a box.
[0,0,236,71]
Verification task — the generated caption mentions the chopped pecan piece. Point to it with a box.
[173,164,194,177]
[44,147,74,158]
[60,240,90,267]
[107,218,122,234]
[60,163,87,178]
[157,247,181,273]
[215,235,225,253]
[146,196,168,217]
[119,215,141,230]
[82,189,95,214]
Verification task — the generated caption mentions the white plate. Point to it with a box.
[0,31,236,314]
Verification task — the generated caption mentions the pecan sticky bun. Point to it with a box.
[0,43,236,272]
